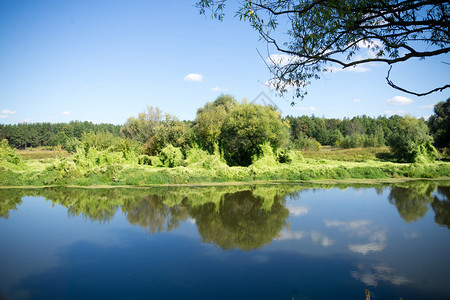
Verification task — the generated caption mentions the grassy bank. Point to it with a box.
[0,147,449,187]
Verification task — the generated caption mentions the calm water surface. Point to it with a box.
[0,181,449,300]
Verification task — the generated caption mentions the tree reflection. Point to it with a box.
[122,194,188,233]
[388,182,436,223]
[0,189,24,219]
[42,188,123,223]
[189,189,289,251]
[432,186,450,229]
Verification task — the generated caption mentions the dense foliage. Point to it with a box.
[0,121,121,149]
[0,95,448,172]
[428,98,450,149]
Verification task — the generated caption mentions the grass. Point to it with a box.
[17,147,71,160]
[1,146,448,187]
[302,146,390,162]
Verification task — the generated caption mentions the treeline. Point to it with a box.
[0,121,121,149]
[0,96,448,166]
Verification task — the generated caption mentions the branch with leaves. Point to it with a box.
[197,0,450,102]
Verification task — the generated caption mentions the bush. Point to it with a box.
[275,148,304,164]
[251,143,278,169]
[185,147,227,170]
[64,137,81,153]
[291,135,321,151]
[138,155,152,165]
[157,144,184,167]
[0,139,22,165]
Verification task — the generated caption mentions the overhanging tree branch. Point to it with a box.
[196,0,450,100]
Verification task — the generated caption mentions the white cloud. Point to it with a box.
[287,205,310,216]
[327,65,370,73]
[23,119,32,123]
[356,39,384,50]
[295,106,317,112]
[183,73,204,82]
[419,104,435,109]
[0,115,9,119]
[353,98,362,103]
[211,86,229,92]
[61,111,71,116]
[267,54,302,66]
[384,110,406,115]
[386,96,413,105]
[1,109,16,114]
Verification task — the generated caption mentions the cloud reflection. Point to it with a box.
[325,219,387,255]
[351,263,410,287]
[287,205,310,216]
[310,231,335,246]
[275,230,333,247]
[277,230,307,241]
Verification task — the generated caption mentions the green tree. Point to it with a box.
[388,116,437,163]
[121,107,189,155]
[197,0,449,101]
[428,98,450,149]
[194,94,237,152]
[220,102,289,166]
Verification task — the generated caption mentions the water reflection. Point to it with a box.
[432,186,450,228]
[190,190,289,250]
[1,181,450,299]
[388,181,436,223]
[1,182,449,250]
[123,194,189,233]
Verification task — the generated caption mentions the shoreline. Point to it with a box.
[1,176,449,190]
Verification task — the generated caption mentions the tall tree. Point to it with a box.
[197,0,450,101]
[220,102,289,166]
[428,98,450,148]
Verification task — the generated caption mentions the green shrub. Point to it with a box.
[185,146,228,170]
[251,143,278,169]
[0,139,22,165]
[138,155,152,165]
[291,135,321,151]
[150,156,163,167]
[158,144,184,168]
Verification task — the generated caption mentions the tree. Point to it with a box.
[194,94,237,152]
[387,115,437,162]
[428,98,450,148]
[197,0,450,101]
[121,107,189,155]
[220,102,289,166]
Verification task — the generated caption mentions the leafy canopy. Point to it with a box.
[197,0,450,101]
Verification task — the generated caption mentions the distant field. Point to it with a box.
[17,148,71,160]
[302,146,390,161]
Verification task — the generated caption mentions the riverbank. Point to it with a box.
[1,156,449,187]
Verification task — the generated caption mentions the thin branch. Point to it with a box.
[386,66,450,96]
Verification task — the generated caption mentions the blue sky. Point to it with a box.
[1,0,448,125]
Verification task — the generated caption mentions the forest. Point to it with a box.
[0,96,449,186]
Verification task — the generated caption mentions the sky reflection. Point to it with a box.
[0,182,449,299]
